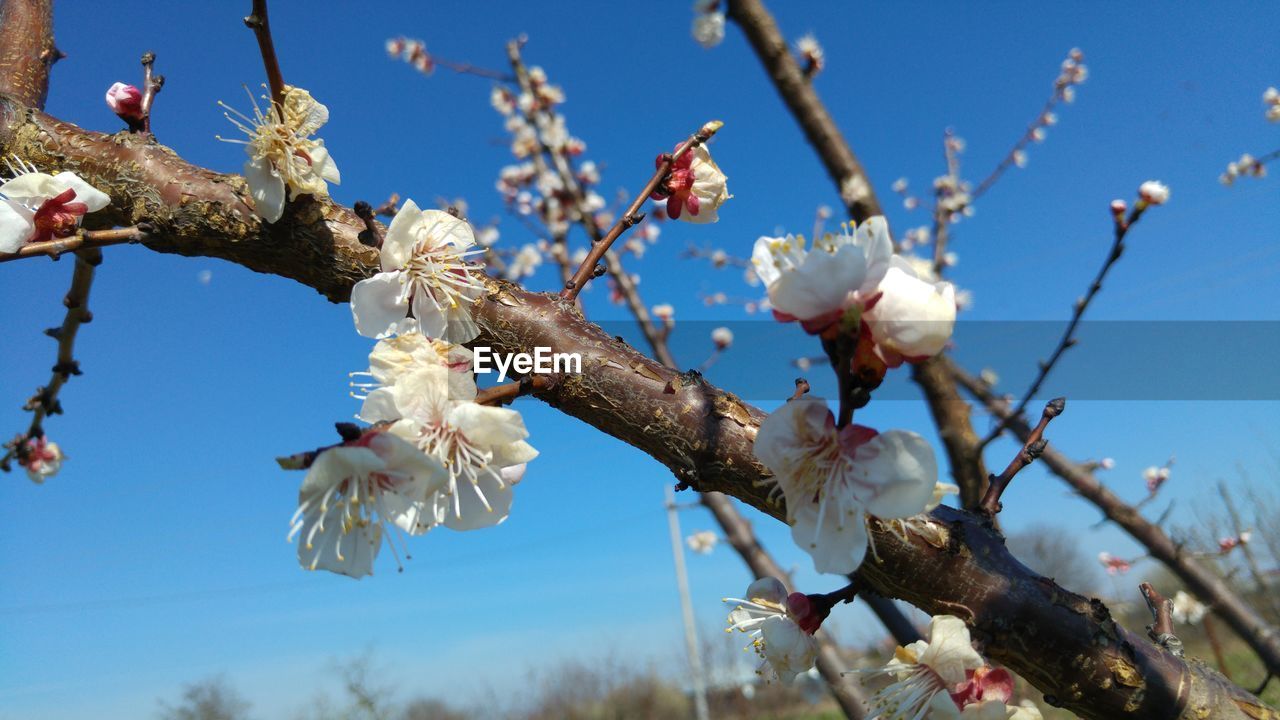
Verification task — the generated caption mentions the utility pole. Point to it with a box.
[666,484,712,720]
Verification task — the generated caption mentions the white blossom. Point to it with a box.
[724,577,818,683]
[686,530,718,554]
[754,397,937,574]
[751,216,892,325]
[507,243,544,280]
[350,200,487,342]
[711,326,734,349]
[854,615,987,719]
[1138,180,1170,205]
[351,332,474,420]
[865,255,957,362]
[21,436,64,484]
[655,142,731,223]
[1171,590,1207,625]
[0,158,110,253]
[692,0,725,48]
[288,431,448,578]
[219,86,340,223]
[366,367,537,532]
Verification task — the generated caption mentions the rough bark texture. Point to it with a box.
[951,360,1280,680]
[1,96,1273,719]
[725,0,991,509]
[0,0,55,109]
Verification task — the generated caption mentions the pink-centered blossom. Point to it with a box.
[724,577,820,683]
[1098,551,1132,575]
[288,429,448,578]
[22,436,63,484]
[650,141,729,223]
[754,396,937,574]
[0,159,110,254]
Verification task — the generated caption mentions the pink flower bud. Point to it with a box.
[105,82,144,121]
[786,592,828,634]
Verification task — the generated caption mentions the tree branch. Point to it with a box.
[0,225,150,263]
[243,0,285,109]
[1,247,100,472]
[0,0,57,109]
[952,359,1280,679]
[2,94,1274,718]
[981,201,1148,447]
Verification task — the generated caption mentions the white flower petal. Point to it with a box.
[51,171,110,212]
[789,500,868,575]
[918,615,985,686]
[442,471,514,531]
[351,271,410,339]
[745,576,788,606]
[296,504,380,578]
[854,430,938,519]
[0,199,34,253]
[381,198,422,271]
[243,156,286,223]
[759,615,818,683]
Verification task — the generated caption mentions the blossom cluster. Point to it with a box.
[748,216,955,576]
[385,36,436,75]
[289,200,537,578]
[488,62,727,289]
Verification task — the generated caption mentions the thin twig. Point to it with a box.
[977,397,1064,516]
[244,0,285,109]
[0,225,150,264]
[473,375,550,407]
[352,202,383,248]
[1,248,101,472]
[1140,582,1184,657]
[560,119,721,301]
[503,40,674,363]
[980,202,1148,448]
[139,51,163,134]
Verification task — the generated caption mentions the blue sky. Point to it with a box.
[2,1,1278,717]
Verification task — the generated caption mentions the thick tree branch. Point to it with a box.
[726,0,990,509]
[1,95,1273,718]
[0,0,57,109]
[952,359,1280,679]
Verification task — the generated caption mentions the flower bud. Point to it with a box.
[105,82,144,122]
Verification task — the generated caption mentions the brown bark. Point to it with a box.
[0,95,1273,718]
[0,0,55,109]
[725,0,991,509]
[951,359,1280,681]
